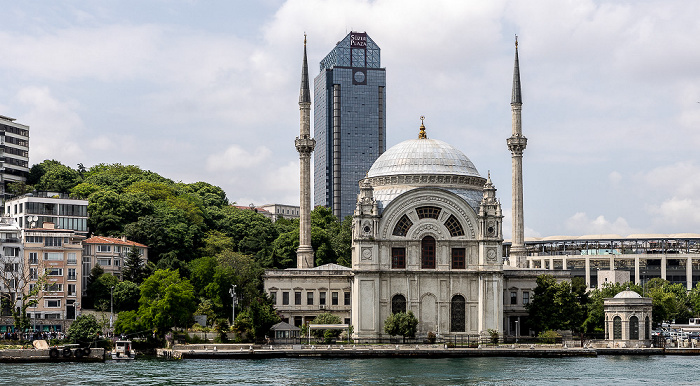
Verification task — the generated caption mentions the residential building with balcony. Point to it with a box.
[23,222,84,331]
[0,115,29,200]
[0,216,23,331]
[5,191,88,236]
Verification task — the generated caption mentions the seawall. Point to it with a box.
[0,348,105,363]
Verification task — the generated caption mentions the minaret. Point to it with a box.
[507,36,528,268]
[295,34,316,269]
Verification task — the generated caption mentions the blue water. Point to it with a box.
[0,356,697,385]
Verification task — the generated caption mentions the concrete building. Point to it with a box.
[24,222,84,331]
[0,217,23,326]
[0,115,29,200]
[5,192,89,236]
[604,290,652,347]
[314,31,386,219]
[82,236,148,288]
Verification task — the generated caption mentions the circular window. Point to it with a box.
[354,71,366,83]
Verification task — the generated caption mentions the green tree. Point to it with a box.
[113,280,140,312]
[526,275,588,333]
[114,310,144,336]
[122,245,145,284]
[232,295,279,342]
[87,272,119,311]
[68,314,102,343]
[384,311,418,342]
[138,269,196,335]
[310,312,343,343]
[583,281,641,333]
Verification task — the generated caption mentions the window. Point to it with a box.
[510,292,517,305]
[392,247,406,269]
[270,292,277,304]
[613,316,622,340]
[44,283,63,292]
[444,215,465,237]
[421,236,436,269]
[294,316,303,327]
[97,245,111,253]
[391,294,406,314]
[295,291,302,305]
[319,292,326,305]
[44,252,63,261]
[307,292,314,305]
[26,236,43,244]
[522,292,530,305]
[45,299,61,308]
[332,292,339,306]
[392,214,413,236]
[344,292,351,306]
[416,206,441,219]
[29,253,38,264]
[67,253,77,265]
[98,259,111,266]
[451,248,465,269]
[282,292,289,305]
[67,268,76,281]
[44,237,62,247]
[67,284,76,296]
[46,268,63,276]
[30,268,38,280]
[451,295,466,332]
[4,263,16,272]
[630,316,639,340]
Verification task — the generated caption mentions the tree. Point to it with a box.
[113,281,140,312]
[526,275,588,333]
[68,314,102,343]
[0,251,46,336]
[138,269,196,335]
[86,272,119,311]
[114,310,144,336]
[583,281,641,333]
[310,312,343,343]
[122,245,144,284]
[384,311,418,342]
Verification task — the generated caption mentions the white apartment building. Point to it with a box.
[6,192,89,236]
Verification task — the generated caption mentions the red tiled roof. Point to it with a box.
[84,235,147,248]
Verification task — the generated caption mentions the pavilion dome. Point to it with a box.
[367,136,480,178]
[614,290,642,299]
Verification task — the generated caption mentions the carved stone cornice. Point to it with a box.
[367,174,486,190]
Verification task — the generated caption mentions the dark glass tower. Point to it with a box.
[314,31,386,219]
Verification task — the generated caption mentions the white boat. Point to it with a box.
[112,340,136,360]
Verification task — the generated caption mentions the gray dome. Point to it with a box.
[614,290,642,299]
[367,138,480,178]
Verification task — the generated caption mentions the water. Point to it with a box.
[0,356,697,385]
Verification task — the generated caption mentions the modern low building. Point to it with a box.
[0,115,29,200]
[5,191,89,236]
[24,222,84,331]
[82,236,148,287]
[504,234,700,290]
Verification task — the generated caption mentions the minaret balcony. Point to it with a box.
[295,137,316,155]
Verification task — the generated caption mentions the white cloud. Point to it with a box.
[564,212,638,236]
[608,171,622,185]
[205,145,272,172]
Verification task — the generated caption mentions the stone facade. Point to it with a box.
[604,290,653,347]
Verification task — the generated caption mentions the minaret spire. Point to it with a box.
[507,35,528,268]
[296,34,315,269]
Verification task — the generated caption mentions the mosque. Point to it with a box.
[263,37,563,340]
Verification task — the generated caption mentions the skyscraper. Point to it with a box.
[314,31,386,219]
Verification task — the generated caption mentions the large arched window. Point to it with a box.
[450,295,466,332]
[444,215,465,237]
[392,294,406,314]
[392,214,413,237]
[421,236,436,269]
[630,316,639,340]
[613,316,622,340]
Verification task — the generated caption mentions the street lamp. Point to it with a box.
[229,285,238,325]
[110,286,115,335]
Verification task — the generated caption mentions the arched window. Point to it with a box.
[391,294,406,314]
[392,214,413,236]
[421,236,436,269]
[416,206,441,219]
[450,295,466,332]
[645,316,650,340]
[444,215,465,237]
[630,316,639,340]
[613,316,622,340]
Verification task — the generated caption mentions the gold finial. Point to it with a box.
[515,34,518,48]
[418,116,427,139]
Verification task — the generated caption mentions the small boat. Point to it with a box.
[112,340,136,360]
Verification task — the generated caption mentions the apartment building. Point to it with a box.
[82,236,148,287]
[6,191,89,236]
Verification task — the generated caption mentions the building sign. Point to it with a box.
[350,32,367,48]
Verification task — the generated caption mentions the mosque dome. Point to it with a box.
[613,290,642,299]
[367,137,481,178]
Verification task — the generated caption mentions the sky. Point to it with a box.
[0,0,699,239]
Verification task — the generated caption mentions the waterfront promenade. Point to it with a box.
[157,343,700,359]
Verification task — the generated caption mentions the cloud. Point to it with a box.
[564,212,638,236]
[205,145,272,172]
